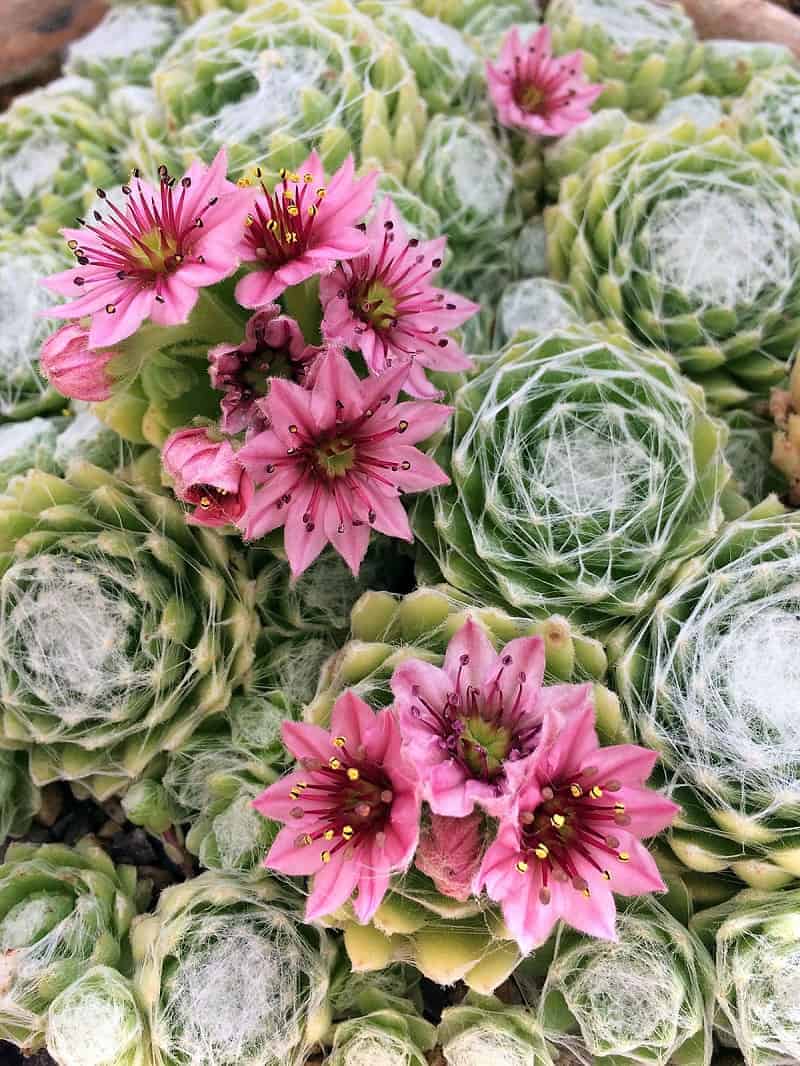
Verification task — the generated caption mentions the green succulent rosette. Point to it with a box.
[546,123,800,407]
[0,78,120,237]
[732,65,800,167]
[545,0,704,120]
[46,966,153,1066]
[700,39,796,99]
[691,887,800,1066]
[0,749,41,841]
[0,462,259,800]
[64,3,183,87]
[495,279,580,346]
[614,499,800,891]
[0,419,61,492]
[524,895,715,1066]
[304,586,624,993]
[413,328,730,628]
[0,837,147,1052]
[438,994,553,1066]
[327,989,436,1066]
[105,86,182,182]
[462,0,539,59]
[374,173,442,240]
[54,407,132,474]
[407,115,518,246]
[152,0,426,179]
[0,230,71,423]
[131,870,335,1066]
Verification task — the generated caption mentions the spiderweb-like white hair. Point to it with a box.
[133,872,332,1066]
[619,512,800,848]
[46,967,148,1066]
[152,0,423,178]
[64,3,181,86]
[532,897,714,1065]
[414,329,727,625]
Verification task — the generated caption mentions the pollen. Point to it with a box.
[570,783,583,798]
[590,785,604,798]
[342,825,354,839]
[516,860,529,873]
[329,757,342,770]
[346,767,360,781]
[534,843,549,859]
[323,829,334,841]
[321,850,331,863]
[333,736,347,748]
[551,813,566,829]
[618,851,630,862]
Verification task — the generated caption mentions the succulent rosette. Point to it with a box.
[152,0,426,179]
[615,501,800,890]
[723,408,785,508]
[438,994,553,1066]
[45,966,152,1066]
[542,108,634,199]
[522,895,715,1066]
[546,123,800,407]
[413,328,730,627]
[544,0,705,120]
[64,3,183,88]
[328,989,436,1066]
[0,463,259,800]
[0,749,40,842]
[131,870,335,1066]
[0,837,147,1052]
[0,78,120,237]
[692,887,800,1066]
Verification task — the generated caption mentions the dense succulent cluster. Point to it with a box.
[3,2,800,1065]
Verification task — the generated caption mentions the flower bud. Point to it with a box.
[40,323,116,402]
[161,427,253,528]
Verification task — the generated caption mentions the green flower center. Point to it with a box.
[359,281,397,330]
[129,226,182,274]
[315,437,356,478]
[460,715,513,778]
[519,84,546,114]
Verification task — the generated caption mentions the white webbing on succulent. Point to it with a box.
[340,1028,418,1066]
[46,968,147,1066]
[547,0,692,50]
[497,280,578,343]
[642,187,797,310]
[714,898,800,1065]
[654,95,724,131]
[443,1026,539,1066]
[1,556,139,731]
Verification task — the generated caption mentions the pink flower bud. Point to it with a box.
[161,427,253,528]
[415,812,484,901]
[39,323,116,402]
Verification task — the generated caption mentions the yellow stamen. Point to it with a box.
[333,736,347,748]
[590,785,604,799]
[534,843,549,860]
[342,825,354,839]
[618,851,630,863]
[570,783,583,798]
[516,860,528,873]
[323,829,334,841]
[329,757,342,770]
[199,497,212,509]
[347,768,360,781]
[551,813,566,829]
[321,850,331,863]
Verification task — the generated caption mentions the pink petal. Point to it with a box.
[330,691,378,750]
[426,759,473,817]
[490,635,545,715]
[264,825,323,876]
[325,507,371,575]
[149,277,199,327]
[284,488,330,577]
[387,400,454,445]
[281,720,334,763]
[306,849,361,920]
[87,288,153,348]
[236,269,286,308]
[391,659,451,718]
[352,843,393,923]
[443,618,497,690]
[310,348,364,426]
[264,378,316,447]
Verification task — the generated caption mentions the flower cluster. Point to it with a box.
[254,620,677,950]
[39,149,478,576]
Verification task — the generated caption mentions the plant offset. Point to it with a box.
[2,0,800,1064]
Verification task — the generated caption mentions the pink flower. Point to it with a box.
[162,427,254,528]
[40,150,249,348]
[475,704,679,953]
[209,306,310,436]
[235,153,377,309]
[236,347,452,577]
[39,322,116,401]
[414,812,484,902]
[320,198,478,399]
[486,26,603,137]
[253,691,421,923]
[391,618,592,818]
